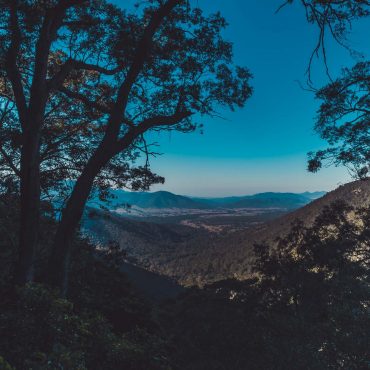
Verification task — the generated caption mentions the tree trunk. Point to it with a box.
[47,147,111,295]
[15,129,41,285]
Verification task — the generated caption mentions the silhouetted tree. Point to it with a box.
[0,0,252,292]
[252,201,370,368]
[0,70,164,211]
[282,0,370,77]
[307,62,370,178]
[167,202,370,369]
[0,4,164,284]
[284,0,370,177]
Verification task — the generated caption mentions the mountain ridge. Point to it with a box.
[84,180,369,287]
[90,188,326,210]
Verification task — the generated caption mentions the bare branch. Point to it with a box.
[5,0,28,127]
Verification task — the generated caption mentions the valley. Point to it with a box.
[1,1,368,367]
[83,179,370,287]
[114,205,287,233]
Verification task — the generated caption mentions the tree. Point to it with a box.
[283,1,370,177]
[252,201,370,368]
[0,0,252,292]
[163,202,370,369]
[0,61,164,212]
[307,62,370,178]
[0,1,164,285]
[1,0,95,285]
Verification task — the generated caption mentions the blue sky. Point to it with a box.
[117,1,369,196]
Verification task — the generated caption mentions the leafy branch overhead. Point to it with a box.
[308,62,370,178]
[0,0,252,289]
[0,0,252,196]
[280,0,370,79]
[279,0,370,178]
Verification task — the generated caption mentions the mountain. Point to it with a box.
[193,191,326,209]
[89,189,209,209]
[300,191,327,200]
[197,179,370,284]
[226,192,310,209]
[89,189,324,210]
[84,180,369,287]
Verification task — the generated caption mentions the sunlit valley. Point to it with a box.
[0,1,369,369]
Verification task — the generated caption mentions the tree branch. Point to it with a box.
[58,86,112,113]
[137,110,192,131]
[0,147,21,177]
[73,60,124,75]
[115,110,191,153]
[5,1,28,127]
[48,59,124,91]
[107,0,182,139]
[29,0,87,115]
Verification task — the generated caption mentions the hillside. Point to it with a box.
[192,179,370,285]
[90,189,209,209]
[227,192,310,209]
[89,189,322,210]
[83,180,369,286]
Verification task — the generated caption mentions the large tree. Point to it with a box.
[0,0,251,292]
[307,62,370,178]
[0,0,165,285]
[286,0,370,177]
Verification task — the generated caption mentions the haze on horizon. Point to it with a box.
[116,0,370,197]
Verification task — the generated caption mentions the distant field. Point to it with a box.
[83,179,369,287]
[113,206,288,233]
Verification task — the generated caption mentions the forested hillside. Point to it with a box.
[85,179,370,286]
[0,0,369,368]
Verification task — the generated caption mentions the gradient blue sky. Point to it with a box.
[118,1,369,196]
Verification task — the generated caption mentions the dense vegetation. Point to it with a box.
[83,180,370,287]
[1,195,369,369]
[163,201,370,369]
[0,196,171,369]
[0,0,369,368]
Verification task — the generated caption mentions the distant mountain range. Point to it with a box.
[206,178,370,284]
[84,179,369,287]
[89,189,326,210]
[201,192,317,209]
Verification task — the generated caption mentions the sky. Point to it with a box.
[116,0,370,196]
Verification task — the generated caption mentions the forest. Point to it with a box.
[0,1,369,369]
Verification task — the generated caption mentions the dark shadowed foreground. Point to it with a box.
[0,191,369,369]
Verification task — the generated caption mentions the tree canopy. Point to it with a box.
[287,0,370,178]
[0,0,252,289]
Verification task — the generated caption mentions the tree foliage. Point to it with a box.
[0,0,251,193]
[308,61,370,178]
[0,199,170,370]
[284,0,370,177]
[0,0,252,288]
[165,202,370,369]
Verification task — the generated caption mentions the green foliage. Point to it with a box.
[0,195,56,288]
[252,201,370,368]
[308,62,370,178]
[0,0,252,202]
[0,201,170,370]
[0,282,170,370]
[0,357,14,370]
[68,240,156,334]
[1,188,369,369]
[164,202,370,369]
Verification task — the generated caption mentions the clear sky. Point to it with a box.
[117,0,370,196]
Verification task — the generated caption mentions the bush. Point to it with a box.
[164,202,370,369]
[0,283,170,370]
